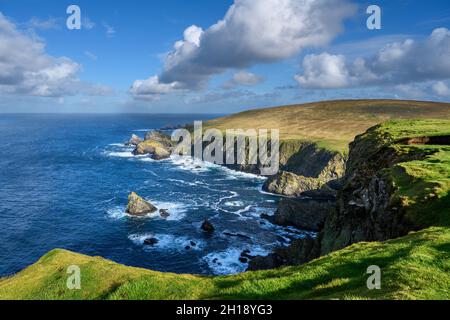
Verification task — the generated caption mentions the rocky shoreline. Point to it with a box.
[124,121,449,273]
[123,129,348,271]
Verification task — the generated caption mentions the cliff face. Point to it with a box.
[320,120,450,254]
[250,120,450,270]
[262,141,346,196]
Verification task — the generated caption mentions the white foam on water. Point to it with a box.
[129,233,205,251]
[106,151,135,158]
[224,201,245,207]
[169,155,216,173]
[219,166,267,181]
[106,206,127,220]
[133,129,154,132]
[203,246,270,275]
[151,201,188,221]
[108,143,127,147]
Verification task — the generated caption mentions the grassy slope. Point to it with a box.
[205,100,450,152]
[0,227,449,300]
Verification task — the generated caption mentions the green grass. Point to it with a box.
[1,227,449,300]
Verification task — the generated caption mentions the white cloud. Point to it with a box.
[295,28,450,89]
[130,76,182,100]
[0,12,111,98]
[131,0,356,98]
[432,81,450,97]
[102,21,115,37]
[27,17,60,30]
[222,71,264,88]
[84,51,98,61]
[82,17,96,30]
[295,53,351,89]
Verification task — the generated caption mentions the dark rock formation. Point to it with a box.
[126,192,158,216]
[144,238,159,246]
[319,125,437,255]
[159,209,170,218]
[247,237,320,271]
[268,198,334,232]
[201,219,215,233]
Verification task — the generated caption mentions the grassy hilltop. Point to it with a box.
[1,102,450,300]
[205,99,450,152]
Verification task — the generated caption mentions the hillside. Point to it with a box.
[1,119,449,300]
[205,100,450,152]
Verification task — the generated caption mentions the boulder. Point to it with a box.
[159,209,170,218]
[144,238,159,246]
[126,192,158,216]
[263,171,325,197]
[201,219,215,233]
[269,198,334,232]
[125,134,142,146]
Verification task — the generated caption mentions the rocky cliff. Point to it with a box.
[250,120,450,270]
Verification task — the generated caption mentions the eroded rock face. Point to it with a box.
[133,131,173,160]
[319,126,434,255]
[126,192,158,216]
[145,131,174,149]
[263,171,325,197]
[269,198,334,232]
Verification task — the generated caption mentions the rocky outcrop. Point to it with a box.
[201,219,215,233]
[145,131,174,149]
[126,192,158,216]
[263,171,325,197]
[134,131,174,160]
[268,198,334,232]
[250,121,449,271]
[247,236,320,271]
[259,141,346,196]
[319,127,432,255]
[125,134,143,146]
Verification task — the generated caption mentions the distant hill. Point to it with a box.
[205,99,450,152]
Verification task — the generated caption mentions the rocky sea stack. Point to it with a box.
[133,130,174,160]
[126,192,158,216]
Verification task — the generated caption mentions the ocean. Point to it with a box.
[0,114,309,276]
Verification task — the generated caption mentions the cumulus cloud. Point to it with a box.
[295,28,450,89]
[222,71,264,88]
[131,0,356,98]
[0,12,110,98]
[432,81,450,97]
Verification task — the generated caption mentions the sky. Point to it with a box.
[0,0,449,114]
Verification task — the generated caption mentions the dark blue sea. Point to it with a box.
[0,114,308,276]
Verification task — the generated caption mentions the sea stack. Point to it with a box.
[126,192,158,216]
[201,219,215,233]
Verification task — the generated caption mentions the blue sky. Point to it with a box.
[0,0,449,113]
